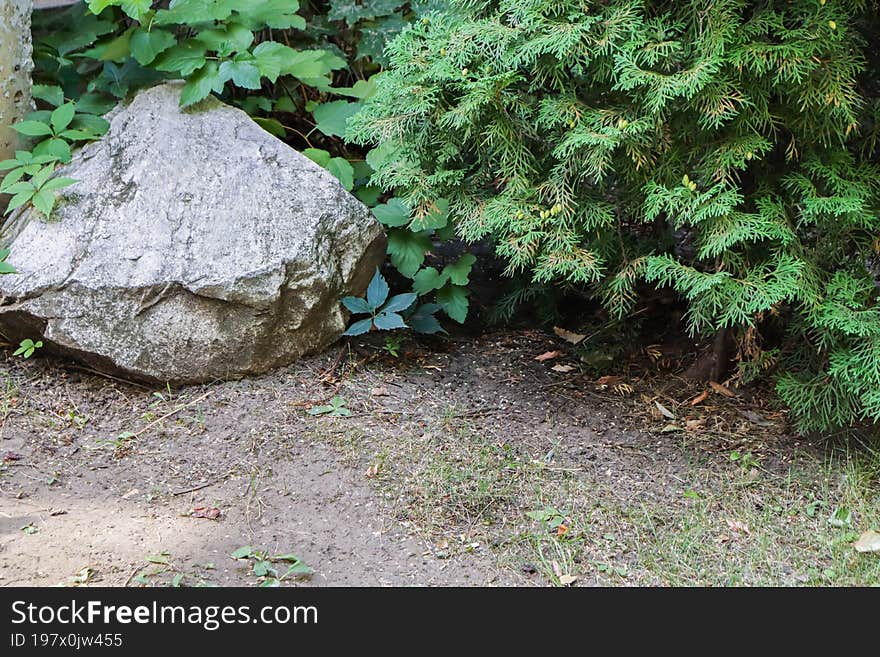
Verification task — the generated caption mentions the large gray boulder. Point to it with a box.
[0,82,386,383]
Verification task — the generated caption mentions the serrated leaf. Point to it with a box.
[154,41,208,76]
[343,317,374,336]
[442,253,476,286]
[408,304,445,334]
[31,189,56,217]
[219,59,262,90]
[129,28,176,66]
[302,148,331,168]
[410,198,449,231]
[373,312,407,331]
[373,198,410,227]
[34,138,72,164]
[436,284,470,323]
[342,296,372,314]
[326,157,354,191]
[196,23,254,57]
[180,62,223,107]
[236,0,307,30]
[41,177,77,192]
[412,267,447,295]
[13,121,52,137]
[231,545,254,559]
[4,192,33,215]
[387,229,431,278]
[252,41,296,82]
[382,293,417,314]
[32,85,64,107]
[313,100,361,138]
[366,268,390,308]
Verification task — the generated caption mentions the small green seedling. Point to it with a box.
[308,395,351,417]
[231,546,313,586]
[14,338,43,359]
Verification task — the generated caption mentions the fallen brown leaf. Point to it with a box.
[854,530,880,553]
[655,400,676,419]
[709,381,736,398]
[690,390,710,406]
[685,418,706,432]
[559,574,578,586]
[370,386,389,397]
[191,506,221,520]
[726,519,750,535]
[551,364,576,373]
[556,523,570,538]
[595,375,622,386]
[553,326,586,344]
[535,350,562,362]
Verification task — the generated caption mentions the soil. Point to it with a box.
[0,329,871,587]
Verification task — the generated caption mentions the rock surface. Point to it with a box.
[0,82,386,383]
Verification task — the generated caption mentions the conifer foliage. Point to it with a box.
[349,0,880,434]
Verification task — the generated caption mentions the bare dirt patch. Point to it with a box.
[1,330,878,586]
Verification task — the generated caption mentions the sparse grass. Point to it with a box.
[313,403,880,586]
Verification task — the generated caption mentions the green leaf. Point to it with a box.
[313,100,361,138]
[34,138,72,164]
[332,77,379,100]
[251,41,297,82]
[32,85,64,107]
[41,177,77,192]
[342,296,372,314]
[154,41,208,76]
[13,121,53,137]
[155,0,236,25]
[374,312,407,330]
[326,157,354,191]
[253,117,286,138]
[58,129,98,141]
[236,0,307,30]
[121,0,152,20]
[410,198,449,231]
[72,115,111,137]
[129,28,176,66]
[408,303,445,334]
[231,545,254,559]
[373,198,410,227]
[387,229,431,278]
[343,317,374,336]
[382,293,417,314]
[366,268,390,309]
[412,267,448,295]
[196,23,254,57]
[50,103,77,134]
[4,192,34,215]
[31,189,56,217]
[282,562,313,577]
[436,284,470,324]
[302,148,331,168]
[93,28,134,62]
[180,62,223,107]
[252,560,275,577]
[218,59,262,90]
[442,254,476,286]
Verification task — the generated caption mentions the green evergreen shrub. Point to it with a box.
[349,0,880,433]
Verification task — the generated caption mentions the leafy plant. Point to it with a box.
[350,0,880,434]
[307,395,352,417]
[230,545,313,586]
[14,339,44,359]
[342,267,444,335]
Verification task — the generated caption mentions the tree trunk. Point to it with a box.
[0,0,33,182]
